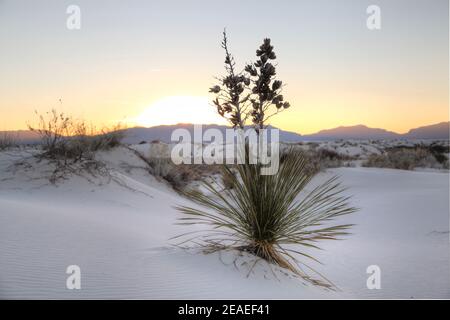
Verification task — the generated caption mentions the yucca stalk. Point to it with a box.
[174,149,358,288]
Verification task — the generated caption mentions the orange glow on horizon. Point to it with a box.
[1,95,448,136]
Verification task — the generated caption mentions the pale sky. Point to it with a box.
[0,0,448,134]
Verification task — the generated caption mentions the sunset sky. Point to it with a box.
[0,0,448,134]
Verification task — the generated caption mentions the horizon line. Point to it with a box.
[2,120,449,136]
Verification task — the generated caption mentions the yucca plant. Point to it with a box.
[175,33,358,288]
[175,149,358,288]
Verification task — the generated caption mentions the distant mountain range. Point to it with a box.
[404,122,449,140]
[302,125,399,141]
[301,122,450,141]
[119,124,304,144]
[2,122,449,144]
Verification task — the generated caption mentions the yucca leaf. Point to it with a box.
[174,148,358,288]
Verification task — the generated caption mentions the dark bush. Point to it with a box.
[363,147,443,170]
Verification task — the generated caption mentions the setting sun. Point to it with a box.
[135,96,227,128]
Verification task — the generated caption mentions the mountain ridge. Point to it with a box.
[2,122,448,143]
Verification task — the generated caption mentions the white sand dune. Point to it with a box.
[0,147,448,299]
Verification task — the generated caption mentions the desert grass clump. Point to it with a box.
[28,109,124,162]
[304,148,356,171]
[362,146,445,170]
[175,149,358,288]
[28,109,72,158]
[0,132,16,150]
[151,160,222,191]
[142,141,227,190]
[27,109,124,183]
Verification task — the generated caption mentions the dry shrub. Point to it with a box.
[0,132,16,150]
[28,109,124,162]
[313,148,354,169]
[152,160,222,191]
[26,109,124,183]
[144,142,226,190]
[363,147,445,170]
[163,164,203,190]
[282,148,354,173]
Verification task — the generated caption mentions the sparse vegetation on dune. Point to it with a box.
[22,109,125,183]
[301,148,356,172]
[28,109,124,162]
[363,145,449,170]
[0,132,16,150]
[145,154,223,191]
[164,163,222,191]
